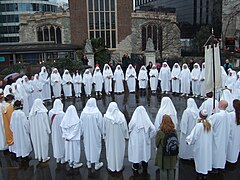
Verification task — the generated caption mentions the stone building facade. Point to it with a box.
[19,11,71,44]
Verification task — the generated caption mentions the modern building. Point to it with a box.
[0,0,58,43]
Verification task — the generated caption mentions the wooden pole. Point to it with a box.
[212,28,216,109]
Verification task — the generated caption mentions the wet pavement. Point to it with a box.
[0,91,240,180]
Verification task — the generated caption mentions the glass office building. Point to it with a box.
[0,0,58,43]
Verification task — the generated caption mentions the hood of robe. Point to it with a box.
[50,99,64,115]
[149,65,158,76]
[51,68,61,81]
[138,66,148,80]
[103,64,113,76]
[93,67,103,77]
[220,89,234,112]
[4,85,12,97]
[129,106,152,133]
[73,72,82,82]
[186,98,199,119]
[60,105,80,128]
[82,98,100,114]
[39,66,48,79]
[29,99,48,116]
[157,97,177,116]
[83,69,92,78]
[62,70,73,82]
[126,64,136,77]
[104,102,124,124]
[181,64,190,73]
[114,65,124,75]
[171,63,181,76]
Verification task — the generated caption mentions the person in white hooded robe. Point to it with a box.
[62,70,73,98]
[149,65,158,93]
[82,69,93,97]
[103,102,129,172]
[31,74,43,100]
[208,100,231,171]
[49,99,65,163]
[191,63,201,97]
[113,65,124,94]
[29,99,51,162]
[171,63,181,94]
[93,66,104,96]
[227,99,240,164]
[0,89,8,150]
[23,76,34,114]
[51,68,62,98]
[199,63,206,98]
[154,97,178,129]
[73,70,82,98]
[125,64,136,93]
[225,70,237,91]
[11,83,22,101]
[180,64,191,96]
[199,92,219,118]
[103,64,113,95]
[179,98,198,160]
[3,85,13,97]
[80,98,104,170]
[39,66,51,100]
[186,109,213,179]
[10,100,32,160]
[60,105,83,168]
[220,89,234,112]
[233,72,240,99]
[138,66,148,93]
[158,62,171,94]
[128,106,156,173]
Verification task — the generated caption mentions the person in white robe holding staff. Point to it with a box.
[128,106,156,174]
[80,98,104,170]
[186,109,213,180]
[60,105,83,169]
[49,99,65,164]
[29,99,51,163]
[103,102,129,172]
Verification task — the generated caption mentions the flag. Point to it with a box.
[205,43,222,94]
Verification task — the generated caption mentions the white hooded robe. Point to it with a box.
[103,64,113,94]
[125,64,136,92]
[158,62,171,92]
[62,70,73,97]
[138,66,148,89]
[39,66,51,100]
[149,65,158,91]
[82,69,93,96]
[51,68,62,98]
[93,67,104,92]
[171,63,181,93]
[113,65,124,93]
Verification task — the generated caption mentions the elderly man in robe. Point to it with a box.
[29,99,51,163]
[125,64,137,93]
[51,68,62,98]
[128,106,156,174]
[186,109,213,180]
[209,100,231,173]
[82,69,93,98]
[104,102,129,172]
[62,70,73,98]
[10,100,32,161]
[103,64,113,95]
[93,67,104,96]
[80,98,103,170]
[60,105,83,169]
[180,64,191,96]
[158,62,171,94]
[49,99,65,164]
[39,66,51,101]
[171,63,181,95]
[199,92,219,118]
[149,65,158,94]
[179,98,198,160]
[191,63,201,97]
[2,94,15,153]
[113,65,125,94]
[0,90,8,150]
[154,97,178,129]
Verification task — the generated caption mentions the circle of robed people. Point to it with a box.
[2,61,240,118]
[0,89,240,179]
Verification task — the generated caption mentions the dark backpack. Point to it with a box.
[162,132,179,156]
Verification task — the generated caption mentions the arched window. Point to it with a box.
[56,27,62,44]
[43,26,49,41]
[37,28,43,41]
[142,26,146,51]
[50,26,55,41]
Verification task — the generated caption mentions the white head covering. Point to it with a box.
[129,106,152,133]
[3,85,12,97]
[220,89,234,112]
[73,70,82,83]
[82,98,100,114]
[104,102,124,124]
[126,64,136,80]
[182,63,190,72]
[162,62,170,70]
[50,99,64,115]
[51,68,61,82]
[93,66,103,77]
[114,65,124,75]
[62,69,73,82]
[138,66,148,80]
[171,63,181,77]
[39,66,48,79]
[29,98,48,116]
[60,105,80,128]
[186,98,199,119]
[158,97,177,116]
[191,63,201,77]
[103,64,113,78]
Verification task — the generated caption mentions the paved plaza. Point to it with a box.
[0,92,240,180]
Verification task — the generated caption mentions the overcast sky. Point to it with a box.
[57,0,68,2]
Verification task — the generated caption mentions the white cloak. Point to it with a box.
[138,66,148,89]
[62,70,73,97]
[10,109,32,157]
[81,98,103,163]
[125,65,136,92]
[186,123,213,174]
[113,65,124,93]
[158,63,171,92]
[104,102,129,172]
[73,72,82,95]
[128,106,156,163]
[93,67,104,92]
[209,110,231,169]
[39,67,51,100]
[51,69,62,98]
[191,63,201,95]
[82,70,93,96]
[103,64,113,93]
[149,66,158,91]
[171,63,181,93]
[31,75,43,100]
[199,98,219,118]
[180,64,191,94]
[16,79,29,117]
